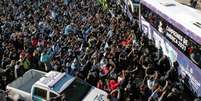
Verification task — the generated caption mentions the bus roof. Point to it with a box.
[141,0,201,44]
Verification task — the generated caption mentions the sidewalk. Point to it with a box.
[176,0,201,10]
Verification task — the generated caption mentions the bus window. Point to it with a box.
[190,48,201,67]
[159,20,167,34]
[162,21,167,32]
[153,15,160,30]
[141,4,159,30]
[186,39,201,68]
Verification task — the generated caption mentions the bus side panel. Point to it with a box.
[140,16,201,97]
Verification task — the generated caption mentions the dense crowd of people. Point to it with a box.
[0,0,199,101]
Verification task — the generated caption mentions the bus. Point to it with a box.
[139,0,201,97]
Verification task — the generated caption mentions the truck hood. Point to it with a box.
[82,87,108,101]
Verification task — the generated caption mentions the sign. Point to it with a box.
[94,94,105,101]
[165,26,188,52]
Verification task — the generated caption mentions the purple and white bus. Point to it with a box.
[139,0,201,97]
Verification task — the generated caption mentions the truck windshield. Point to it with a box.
[62,78,91,101]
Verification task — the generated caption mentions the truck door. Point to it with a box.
[32,87,48,101]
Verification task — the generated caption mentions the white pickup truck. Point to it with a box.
[6,69,108,101]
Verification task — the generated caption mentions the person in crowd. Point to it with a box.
[0,0,195,100]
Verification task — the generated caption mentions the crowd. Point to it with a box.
[0,0,198,101]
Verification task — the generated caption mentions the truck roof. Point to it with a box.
[35,71,75,93]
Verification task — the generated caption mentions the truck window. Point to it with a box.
[49,92,59,101]
[33,87,47,100]
[50,92,57,98]
[61,78,91,101]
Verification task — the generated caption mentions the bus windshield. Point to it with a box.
[62,78,91,101]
